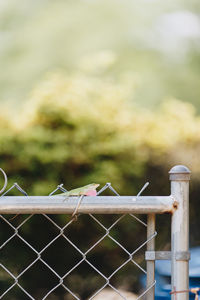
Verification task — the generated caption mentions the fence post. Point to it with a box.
[169,165,191,300]
[146,214,155,300]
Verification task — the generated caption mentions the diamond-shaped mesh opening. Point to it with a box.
[86,236,128,277]
[63,261,107,299]
[18,215,60,251]
[64,215,106,253]
[108,252,146,291]
[1,235,37,275]
[42,236,83,276]
[98,214,147,253]
[19,260,60,299]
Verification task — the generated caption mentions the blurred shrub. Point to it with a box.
[0,68,200,195]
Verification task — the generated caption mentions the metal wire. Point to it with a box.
[0,182,157,300]
[0,168,7,194]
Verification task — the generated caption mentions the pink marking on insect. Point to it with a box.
[85,190,97,196]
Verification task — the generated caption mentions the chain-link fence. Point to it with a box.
[0,165,191,300]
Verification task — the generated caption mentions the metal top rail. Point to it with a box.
[0,195,175,214]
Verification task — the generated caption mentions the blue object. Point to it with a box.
[140,247,200,299]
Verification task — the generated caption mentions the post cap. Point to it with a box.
[169,165,191,181]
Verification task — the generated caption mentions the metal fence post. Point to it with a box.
[169,165,191,300]
[146,214,155,300]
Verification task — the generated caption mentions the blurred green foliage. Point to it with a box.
[1,66,200,195]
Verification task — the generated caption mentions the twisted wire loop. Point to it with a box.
[0,168,8,195]
[0,182,157,300]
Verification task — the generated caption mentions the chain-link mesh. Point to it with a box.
[0,182,156,300]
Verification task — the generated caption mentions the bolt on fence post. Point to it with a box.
[169,165,191,300]
[146,213,155,300]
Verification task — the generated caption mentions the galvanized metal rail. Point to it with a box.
[0,195,175,215]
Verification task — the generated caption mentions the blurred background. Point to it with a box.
[0,0,200,299]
